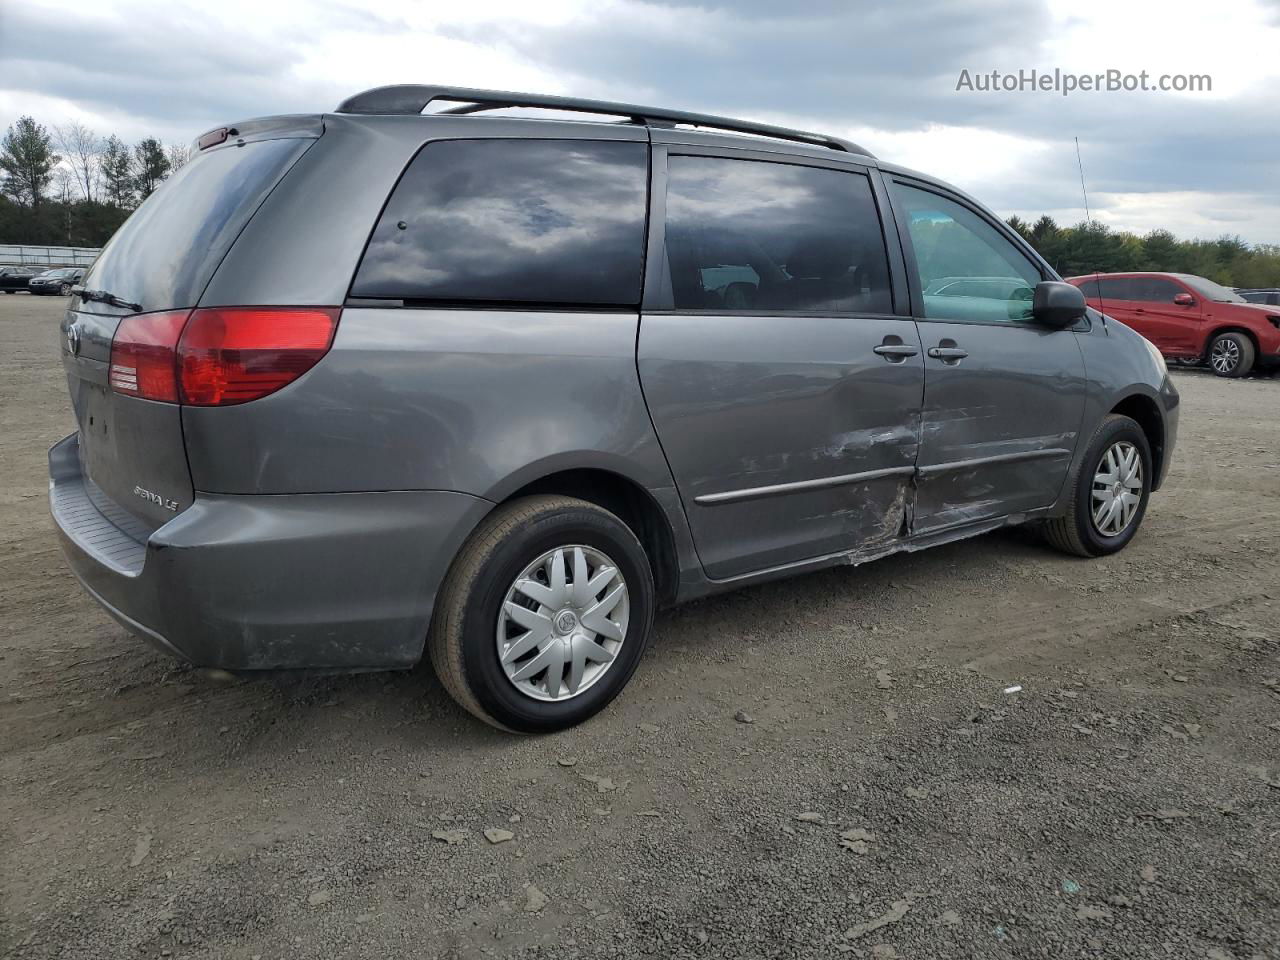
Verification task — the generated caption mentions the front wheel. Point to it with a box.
[58,282,72,296]
[1209,331,1254,377]
[428,495,655,733]
[1043,414,1152,558]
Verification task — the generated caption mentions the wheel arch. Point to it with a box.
[500,467,681,608]
[1109,392,1167,490]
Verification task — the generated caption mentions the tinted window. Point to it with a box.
[1075,278,1101,299]
[352,139,647,305]
[662,156,892,314]
[1135,277,1184,302]
[892,183,1040,323]
[1097,277,1141,300]
[84,137,311,312]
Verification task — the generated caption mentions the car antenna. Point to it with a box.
[1075,136,1092,224]
[1076,136,1107,329]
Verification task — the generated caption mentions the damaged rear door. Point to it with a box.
[887,179,1087,534]
[638,145,923,580]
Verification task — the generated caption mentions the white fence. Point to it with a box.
[0,244,101,268]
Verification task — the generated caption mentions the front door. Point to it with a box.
[639,151,924,580]
[888,180,1088,534]
[1130,275,1203,356]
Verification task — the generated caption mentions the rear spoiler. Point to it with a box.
[192,115,324,152]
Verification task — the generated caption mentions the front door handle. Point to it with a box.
[873,343,919,361]
[927,342,968,362]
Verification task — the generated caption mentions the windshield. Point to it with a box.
[41,269,72,278]
[1181,275,1245,303]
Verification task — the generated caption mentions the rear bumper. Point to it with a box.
[49,433,492,671]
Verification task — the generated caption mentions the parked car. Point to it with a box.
[1237,287,1280,307]
[28,267,85,296]
[0,266,36,292]
[51,86,1179,731]
[1067,271,1280,377]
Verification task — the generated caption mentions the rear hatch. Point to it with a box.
[63,122,319,533]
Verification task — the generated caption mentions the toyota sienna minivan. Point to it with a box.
[52,86,1179,732]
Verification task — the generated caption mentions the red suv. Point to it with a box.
[1066,272,1280,377]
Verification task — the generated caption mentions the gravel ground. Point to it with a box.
[1,294,1278,960]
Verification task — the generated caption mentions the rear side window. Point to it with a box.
[352,139,648,306]
[1097,277,1140,300]
[661,156,892,314]
[1075,278,1101,299]
[84,137,312,312]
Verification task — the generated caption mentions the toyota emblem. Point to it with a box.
[66,324,81,357]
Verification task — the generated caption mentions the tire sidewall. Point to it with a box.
[458,507,654,733]
[1072,418,1152,556]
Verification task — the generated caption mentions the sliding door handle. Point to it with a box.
[873,343,919,360]
[927,345,968,361]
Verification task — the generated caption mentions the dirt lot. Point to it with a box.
[1,293,1277,960]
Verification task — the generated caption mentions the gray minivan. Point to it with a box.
[52,86,1179,731]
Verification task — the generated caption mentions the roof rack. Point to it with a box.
[334,85,873,158]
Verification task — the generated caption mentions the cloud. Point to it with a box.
[1,0,1278,241]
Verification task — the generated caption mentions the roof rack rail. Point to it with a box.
[334,85,873,158]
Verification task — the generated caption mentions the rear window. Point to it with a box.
[351,139,648,306]
[83,137,312,312]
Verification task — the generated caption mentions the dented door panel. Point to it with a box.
[638,313,925,579]
[913,321,1087,534]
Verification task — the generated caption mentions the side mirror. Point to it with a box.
[1173,292,1195,306]
[1032,281,1087,328]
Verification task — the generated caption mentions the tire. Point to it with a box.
[1209,331,1254,378]
[58,282,71,296]
[1043,414,1152,558]
[4,289,13,294]
[428,494,655,733]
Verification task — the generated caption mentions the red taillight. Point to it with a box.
[109,310,190,402]
[178,308,340,406]
[108,307,340,406]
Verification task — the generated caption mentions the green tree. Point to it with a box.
[132,137,170,200]
[100,135,134,209]
[0,116,60,211]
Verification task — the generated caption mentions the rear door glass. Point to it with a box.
[83,137,313,313]
[352,139,649,306]
[661,155,893,314]
[1097,277,1140,300]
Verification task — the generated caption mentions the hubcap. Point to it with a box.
[1091,441,1143,537]
[496,545,629,702]
[1211,338,1239,374]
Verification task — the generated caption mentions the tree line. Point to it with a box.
[0,116,189,248]
[3,113,1280,289]
[1007,215,1280,289]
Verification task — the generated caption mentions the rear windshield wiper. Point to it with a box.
[73,286,142,312]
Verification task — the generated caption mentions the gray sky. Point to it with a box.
[2,0,1278,242]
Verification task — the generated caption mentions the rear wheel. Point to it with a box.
[1209,331,1254,377]
[1044,414,1152,558]
[428,495,655,733]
